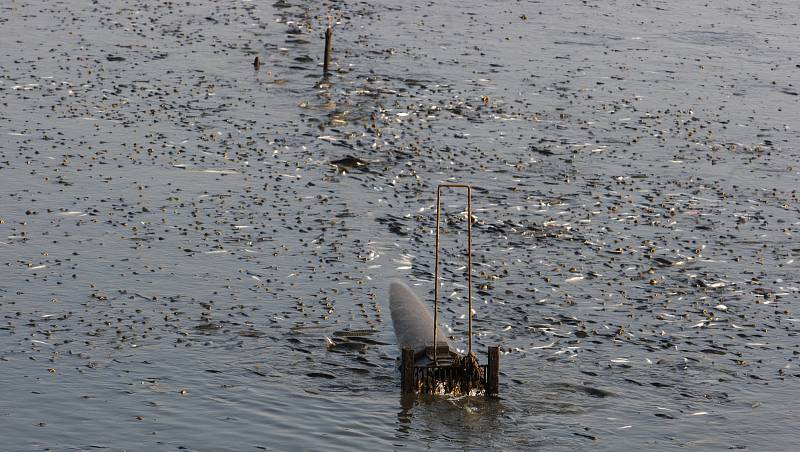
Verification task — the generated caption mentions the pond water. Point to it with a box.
[1,0,799,449]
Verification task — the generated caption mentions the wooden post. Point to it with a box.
[323,27,333,76]
[487,346,500,396]
[401,347,415,393]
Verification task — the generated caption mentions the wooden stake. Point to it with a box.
[487,346,500,396]
[401,347,415,393]
[323,27,333,76]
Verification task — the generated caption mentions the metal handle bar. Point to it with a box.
[433,184,473,365]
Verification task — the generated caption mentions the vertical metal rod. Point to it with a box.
[467,186,472,356]
[433,184,474,360]
[433,186,441,366]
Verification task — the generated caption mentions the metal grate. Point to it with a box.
[414,363,488,396]
[402,346,499,396]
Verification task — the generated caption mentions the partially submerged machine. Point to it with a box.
[389,184,500,396]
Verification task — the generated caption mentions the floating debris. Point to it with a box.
[330,156,368,170]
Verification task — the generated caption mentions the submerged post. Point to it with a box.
[323,27,333,76]
[401,347,415,393]
[487,346,500,396]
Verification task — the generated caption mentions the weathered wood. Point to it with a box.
[487,346,500,396]
[323,27,333,76]
[401,347,415,393]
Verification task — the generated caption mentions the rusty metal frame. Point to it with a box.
[433,184,473,365]
[399,184,500,397]
[401,345,499,396]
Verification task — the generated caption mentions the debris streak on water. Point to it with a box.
[1,0,799,449]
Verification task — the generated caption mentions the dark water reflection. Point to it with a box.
[2,0,799,449]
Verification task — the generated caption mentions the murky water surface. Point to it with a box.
[2,0,799,449]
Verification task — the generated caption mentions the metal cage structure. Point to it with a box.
[400,184,500,396]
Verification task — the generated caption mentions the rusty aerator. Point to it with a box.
[397,184,500,397]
